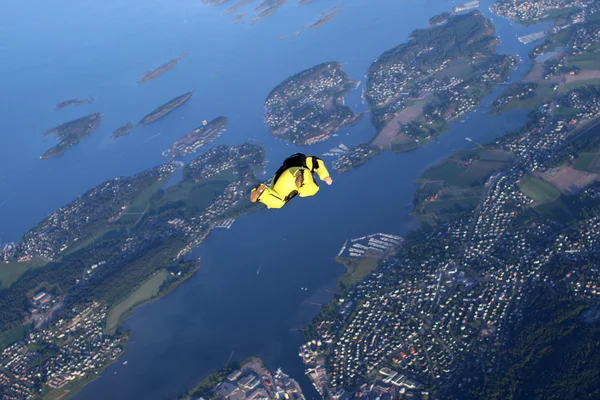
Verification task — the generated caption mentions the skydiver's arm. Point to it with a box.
[306,156,331,181]
[254,186,287,209]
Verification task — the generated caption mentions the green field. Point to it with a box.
[421,150,514,187]
[421,161,469,186]
[534,196,577,224]
[0,325,28,350]
[422,197,481,214]
[336,257,380,290]
[519,175,561,203]
[0,258,48,290]
[569,51,600,71]
[563,77,600,92]
[574,153,597,171]
[105,270,169,332]
[500,83,556,112]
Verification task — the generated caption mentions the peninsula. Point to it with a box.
[300,48,600,400]
[365,10,515,152]
[138,92,192,126]
[491,3,600,115]
[179,357,305,400]
[40,112,103,159]
[0,144,265,399]
[137,52,189,83]
[55,98,93,111]
[264,61,362,145]
[112,122,133,138]
[163,116,228,157]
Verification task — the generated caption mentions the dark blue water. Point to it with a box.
[1,0,550,398]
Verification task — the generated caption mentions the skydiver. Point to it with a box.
[249,153,333,209]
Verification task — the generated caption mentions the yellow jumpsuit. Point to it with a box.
[252,157,331,209]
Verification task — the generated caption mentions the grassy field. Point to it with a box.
[0,324,28,350]
[421,161,469,186]
[128,180,165,214]
[335,256,380,289]
[420,150,513,187]
[105,270,169,332]
[554,106,580,118]
[569,51,600,71]
[0,257,48,290]
[500,83,556,112]
[534,196,577,224]
[563,77,600,91]
[422,197,481,214]
[519,175,561,203]
[155,169,236,218]
[574,153,597,171]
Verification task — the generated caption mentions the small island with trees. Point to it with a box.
[138,92,192,126]
[40,113,103,159]
[55,98,94,111]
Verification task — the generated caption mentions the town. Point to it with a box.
[264,62,361,145]
[0,144,265,398]
[1,303,125,399]
[364,10,515,151]
[298,30,600,400]
[182,358,306,400]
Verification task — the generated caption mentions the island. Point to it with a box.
[138,92,192,126]
[299,46,600,399]
[55,98,93,111]
[137,52,189,83]
[179,357,305,400]
[309,4,343,29]
[251,0,286,24]
[490,0,590,25]
[162,116,228,157]
[112,121,133,138]
[40,112,103,159]
[264,61,362,145]
[365,10,515,152]
[0,144,265,399]
[224,0,252,15]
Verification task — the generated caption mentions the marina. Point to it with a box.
[212,219,235,229]
[338,233,404,259]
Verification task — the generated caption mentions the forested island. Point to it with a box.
[310,4,343,28]
[55,98,94,111]
[365,10,515,152]
[40,113,103,159]
[251,0,286,24]
[264,61,362,145]
[138,92,192,126]
[112,122,134,138]
[163,116,227,157]
[0,144,265,399]
[137,52,189,83]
